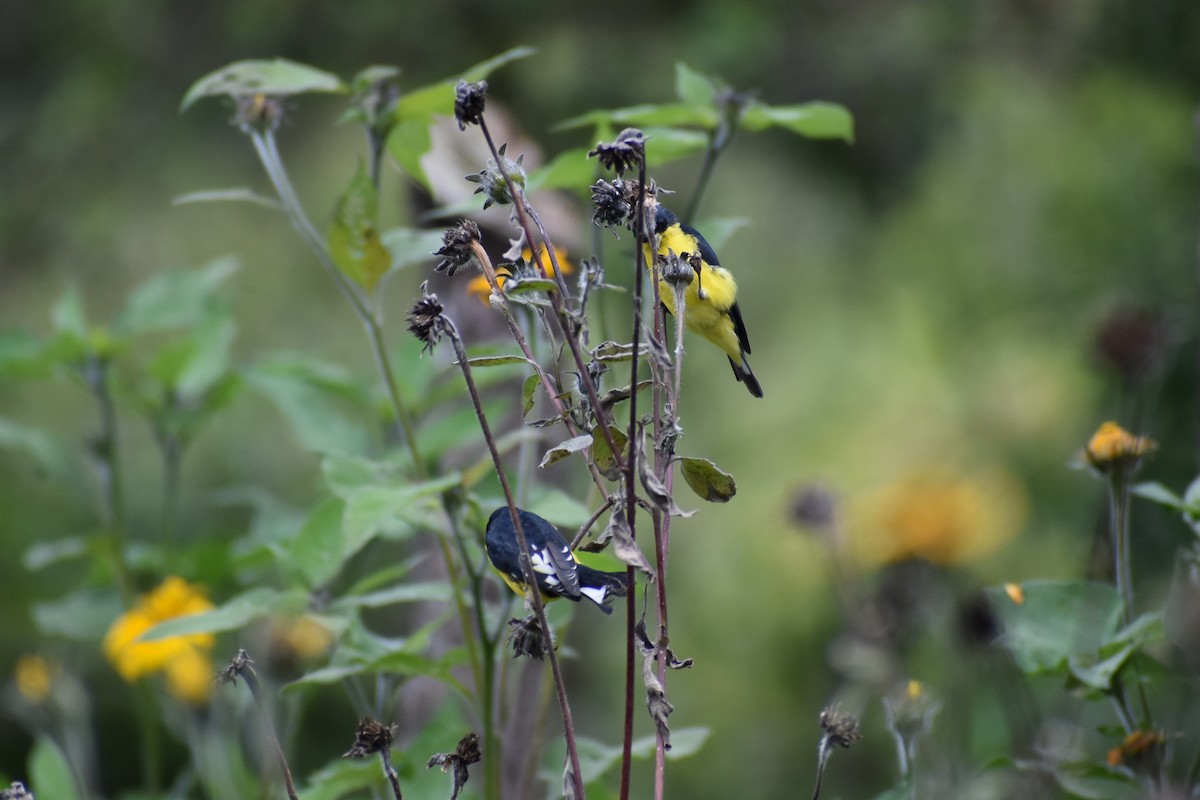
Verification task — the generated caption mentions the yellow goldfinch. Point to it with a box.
[485,507,628,614]
[644,206,762,397]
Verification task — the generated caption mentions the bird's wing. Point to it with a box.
[679,222,721,266]
[527,537,581,597]
[728,300,752,355]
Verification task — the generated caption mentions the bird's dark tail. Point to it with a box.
[575,565,629,614]
[728,356,764,398]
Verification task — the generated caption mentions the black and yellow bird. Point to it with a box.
[485,507,627,614]
[644,206,763,398]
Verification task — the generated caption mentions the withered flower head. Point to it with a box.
[1093,305,1168,386]
[407,282,449,354]
[454,80,488,130]
[342,716,396,759]
[233,93,286,134]
[819,705,862,749]
[216,648,255,686]
[588,127,647,174]
[465,143,525,209]
[507,615,552,660]
[659,250,697,291]
[1,782,33,800]
[1084,421,1156,474]
[1106,730,1165,769]
[427,732,482,800]
[434,220,482,276]
[590,178,636,230]
[790,483,838,532]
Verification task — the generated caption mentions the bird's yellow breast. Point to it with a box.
[644,225,742,361]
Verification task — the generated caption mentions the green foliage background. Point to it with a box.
[3,0,1200,797]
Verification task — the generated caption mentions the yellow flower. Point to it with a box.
[856,468,1027,566]
[103,576,216,704]
[1085,421,1155,472]
[14,655,56,703]
[270,615,335,660]
[466,246,574,303]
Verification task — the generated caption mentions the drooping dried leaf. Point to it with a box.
[539,434,594,468]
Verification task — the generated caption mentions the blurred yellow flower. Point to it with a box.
[270,615,335,660]
[1004,582,1025,605]
[856,468,1027,566]
[14,655,56,703]
[466,246,574,303]
[103,576,215,704]
[1085,421,1155,472]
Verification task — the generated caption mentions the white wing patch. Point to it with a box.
[579,585,610,606]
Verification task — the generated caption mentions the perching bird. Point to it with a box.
[485,507,628,614]
[644,205,763,398]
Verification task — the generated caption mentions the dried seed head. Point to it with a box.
[819,705,862,750]
[434,220,482,276]
[342,716,396,759]
[1,782,33,800]
[233,93,285,134]
[216,648,255,686]
[406,283,449,354]
[790,483,838,532]
[590,178,635,230]
[454,80,488,129]
[1093,304,1168,386]
[507,615,552,659]
[465,144,525,209]
[659,250,697,291]
[588,127,647,174]
[427,732,482,800]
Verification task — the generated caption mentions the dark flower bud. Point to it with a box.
[342,717,396,759]
[434,220,482,276]
[588,127,647,174]
[507,615,552,659]
[454,80,488,130]
[407,283,449,354]
[465,143,525,209]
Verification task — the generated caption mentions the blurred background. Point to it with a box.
[3,0,1200,797]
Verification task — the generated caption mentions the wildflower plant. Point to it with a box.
[0,50,854,800]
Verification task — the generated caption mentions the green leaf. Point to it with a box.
[1053,764,1141,800]
[644,126,710,166]
[386,116,434,189]
[740,100,855,142]
[558,104,719,132]
[246,357,371,454]
[0,330,53,378]
[341,472,462,557]
[380,227,446,272]
[675,63,719,107]
[678,457,736,502]
[527,147,595,192]
[140,587,308,640]
[527,487,594,529]
[1131,481,1182,508]
[330,582,451,612]
[292,498,346,588]
[461,355,529,368]
[172,187,283,210]
[521,373,540,418]
[539,434,593,469]
[51,284,88,339]
[24,536,89,570]
[987,581,1123,674]
[0,417,78,482]
[32,588,121,641]
[460,45,537,82]
[328,163,390,292]
[29,737,81,800]
[1069,612,1166,689]
[591,425,627,481]
[181,58,345,111]
[116,257,238,334]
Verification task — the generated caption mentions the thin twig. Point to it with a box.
[445,320,586,800]
[225,652,299,800]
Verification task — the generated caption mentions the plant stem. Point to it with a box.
[446,320,586,800]
[379,748,404,800]
[247,129,425,468]
[1109,468,1135,627]
[236,657,299,800]
[83,353,133,604]
[618,166,650,800]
